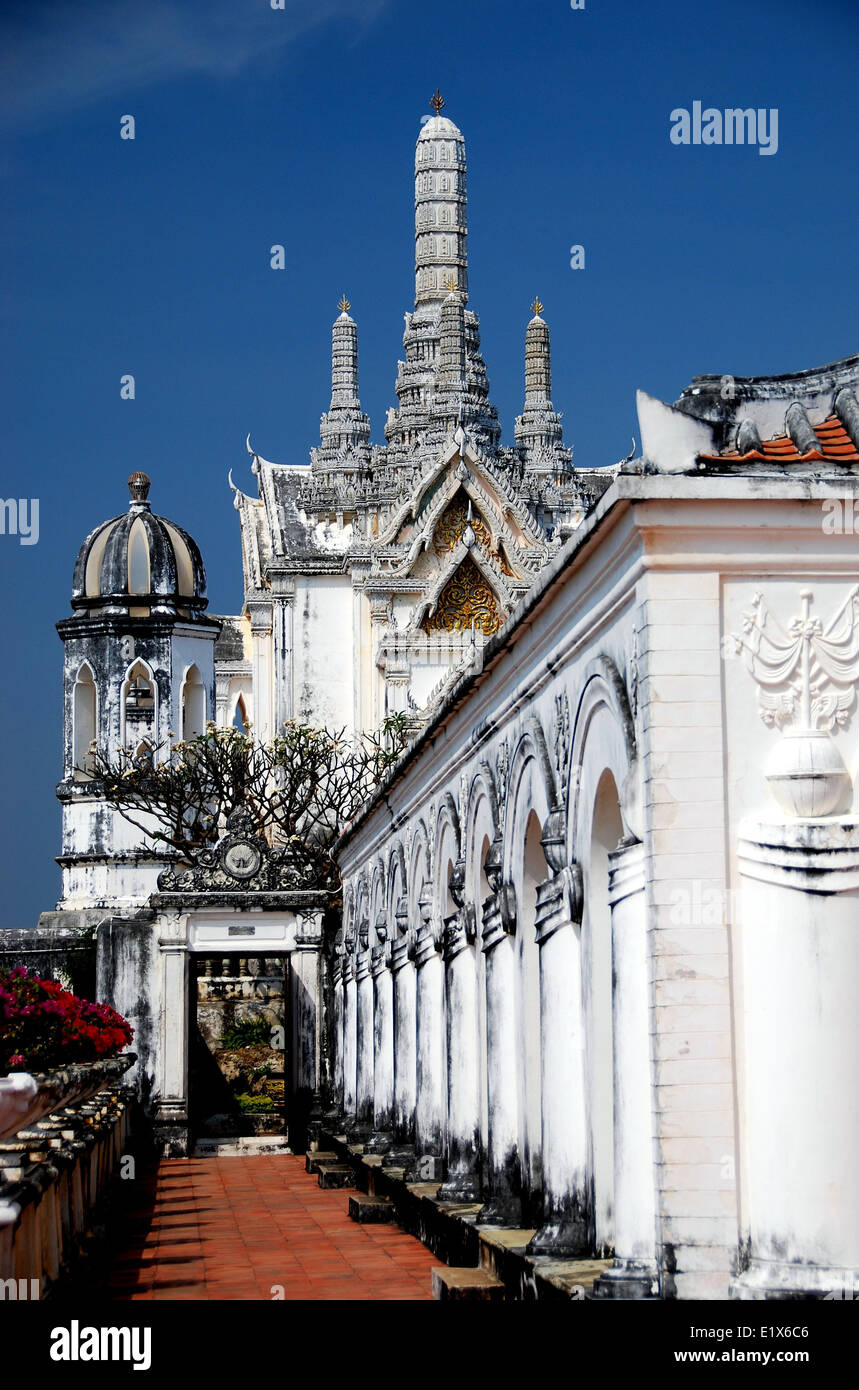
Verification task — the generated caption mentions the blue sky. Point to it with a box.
[0,0,856,926]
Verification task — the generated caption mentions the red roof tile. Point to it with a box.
[700,413,858,464]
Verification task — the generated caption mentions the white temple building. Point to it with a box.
[220,96,609,742]
[28,96,859,1302]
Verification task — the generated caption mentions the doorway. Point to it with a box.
[190,954,288,1144]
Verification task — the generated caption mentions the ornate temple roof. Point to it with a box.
[231,100,613,652]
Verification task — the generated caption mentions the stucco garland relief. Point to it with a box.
[729,586,859,817]
[495,739,509,822]
[553,691,571,803]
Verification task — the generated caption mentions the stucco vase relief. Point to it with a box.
[730,586,859,818]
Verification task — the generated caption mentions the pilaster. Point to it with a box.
[731,818,859,1299]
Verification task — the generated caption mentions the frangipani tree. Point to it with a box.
[88,715,411,891]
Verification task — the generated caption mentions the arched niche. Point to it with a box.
[464,770,497,1163]
[585,767,624,1255]
[505,734,553,1223]
[181,664,206,741]
[433,796,460,923]
[72,662,97,778]
[409,821,430,928]
[121,659,157,751]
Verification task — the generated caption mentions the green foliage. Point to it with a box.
[235,1093,275,1113]
[220,1018,272,1050]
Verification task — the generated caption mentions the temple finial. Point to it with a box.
[531,297,544,317]
[431,88,445,116]
[338,294,351,313]
[128,471,151,505]
[445,276,458,293]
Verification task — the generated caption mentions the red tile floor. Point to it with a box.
[104,1155,437,1301]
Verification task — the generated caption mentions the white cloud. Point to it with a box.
[0,0,388,130]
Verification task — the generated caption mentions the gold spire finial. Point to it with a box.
[338,294,351,313]
[531,297,544,317]
[431,88,445,116]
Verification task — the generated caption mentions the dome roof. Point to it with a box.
[71,473,208,615]
[417,114,463,143]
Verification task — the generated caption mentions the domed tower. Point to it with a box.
[54,473,220,913]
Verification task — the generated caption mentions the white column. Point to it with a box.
[733,820,859,1298]
[271,586,295,730]
[247,600,272,741]
[527,867,590,1256]
[390,928,417,1157]
[439,909,481,1200]
[154,914,190,1157]
[478,885,522,1225]
[366,943,394,1152]
[355,950,374,1133]
[414,906,446,1178]
[597,839,657,1297]
[289,944,320,1147]
[331,958,344,1117]
[342,958,357,1130]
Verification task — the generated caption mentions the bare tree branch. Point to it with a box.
[86,714,412,890]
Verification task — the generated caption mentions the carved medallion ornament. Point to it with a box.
[424,554,502,636]
[157,805,318,893]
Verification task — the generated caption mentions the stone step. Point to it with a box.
[317,1163,355,1190]
[431,1266,505,1302]
[348,1192,394,1224]
[192,1137,292,1158]
[305,1150,338,1174]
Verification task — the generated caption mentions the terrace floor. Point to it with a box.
[93,1153,437,1301]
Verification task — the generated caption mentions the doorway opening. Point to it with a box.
[190,954,288,1144]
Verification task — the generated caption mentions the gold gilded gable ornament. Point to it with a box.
[424,554,502,637]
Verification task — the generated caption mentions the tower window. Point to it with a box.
[72,663,97,778]
[182,664,206,740]
[122,660,156,748]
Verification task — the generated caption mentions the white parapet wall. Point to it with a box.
[330,444,859,1300]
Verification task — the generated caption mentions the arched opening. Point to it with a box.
[517,808,545,1223]
[478,835,491,1119]
[586,768,624,1255]
[128,520,150,594]
[233,693,248,733]
[182,664,206,741]
[122,660,156,749]
[72,663,97,778]
[471,823,493,1187]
